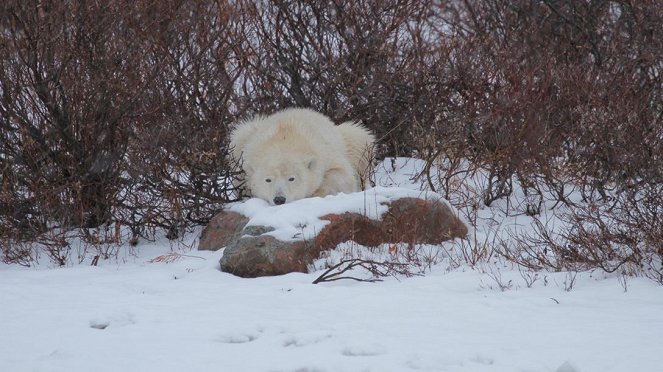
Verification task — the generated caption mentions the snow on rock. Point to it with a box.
[227,186,458,241]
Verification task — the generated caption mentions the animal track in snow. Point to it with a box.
[89,313,135,330]
[282,333,332,347]
[216,333,259,344]
[470,354,495,365]
[216,327,264,344]
[340,344,384,357]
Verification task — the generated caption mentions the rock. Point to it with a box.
[220,236,310,277]
[198,211,249,251]
[201,196,468,278]
[382,198,467,244]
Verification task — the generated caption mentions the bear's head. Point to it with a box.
[244,152,322,205]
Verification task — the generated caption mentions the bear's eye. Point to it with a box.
[288,177,295,182]
[265,178,271,183]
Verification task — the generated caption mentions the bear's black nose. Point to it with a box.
[273,196,286,205]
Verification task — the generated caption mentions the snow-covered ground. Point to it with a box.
[2,158,662,372]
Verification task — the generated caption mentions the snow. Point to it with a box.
[2,158,663,372]
[229,186,461,241]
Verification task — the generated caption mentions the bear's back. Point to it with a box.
[241,108,345,158]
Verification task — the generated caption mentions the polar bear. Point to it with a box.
[229,108,375,205]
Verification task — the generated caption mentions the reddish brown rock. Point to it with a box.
[382,198,468,244]
[205,197,468,278]
[198,211,249,251]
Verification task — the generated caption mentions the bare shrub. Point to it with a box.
[1,1,150,230]
[312,258,416,284]
[0,1,241,264]
[239,0,458,158]
[420,1,663,282]
[311,240,447,283]
[496,183,663,284]
[121,1,249,240]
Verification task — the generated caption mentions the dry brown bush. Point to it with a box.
[0,1,244,263]
[1,1,161,264]
[432,1,663,282]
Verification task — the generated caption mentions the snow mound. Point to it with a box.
[228,186,458,241]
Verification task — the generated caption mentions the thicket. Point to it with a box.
[1,1,661,279]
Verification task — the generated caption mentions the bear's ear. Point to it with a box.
[307,158,317,170]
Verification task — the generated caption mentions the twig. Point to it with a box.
[312,258,415,284]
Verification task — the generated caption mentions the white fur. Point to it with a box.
[229,108,375,205]
[337,121,376,180]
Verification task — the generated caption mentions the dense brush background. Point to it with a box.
[1,1,661,280]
